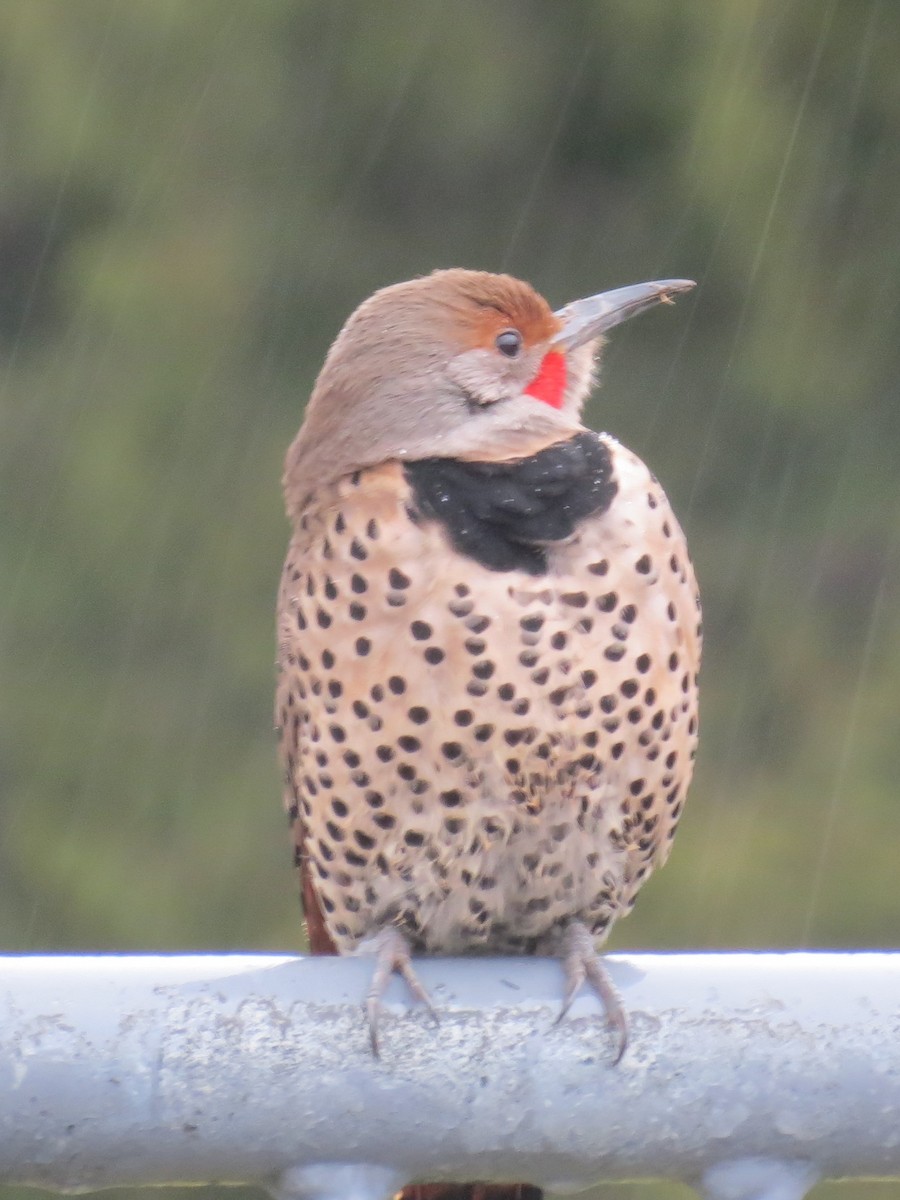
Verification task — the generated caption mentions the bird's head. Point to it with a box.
[285,268,693,503]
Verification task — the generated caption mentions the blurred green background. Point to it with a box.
[2,2,899,1199]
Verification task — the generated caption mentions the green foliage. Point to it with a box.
[1,4,899,1200]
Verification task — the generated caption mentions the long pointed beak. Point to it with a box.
[551,278,696,351]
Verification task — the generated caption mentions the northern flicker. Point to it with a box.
[276,269,700,1065]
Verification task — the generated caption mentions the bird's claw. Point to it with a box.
[556,921,628,1064]
[361,926,439,1056]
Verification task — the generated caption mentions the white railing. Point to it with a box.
[1,953,899,1200]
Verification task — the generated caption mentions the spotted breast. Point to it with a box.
[278,434,699,949]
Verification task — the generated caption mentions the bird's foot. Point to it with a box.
[357,926,439,1055]
[555,920,628,1064]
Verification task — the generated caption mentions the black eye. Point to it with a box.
[495,329,522,358]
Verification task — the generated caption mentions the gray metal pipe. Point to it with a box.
[1,953,899,1200]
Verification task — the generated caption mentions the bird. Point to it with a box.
[275,268,701,1068]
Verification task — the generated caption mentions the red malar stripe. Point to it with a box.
[523,351,566,409]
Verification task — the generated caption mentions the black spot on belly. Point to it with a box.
[404,432,618,575]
